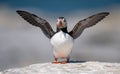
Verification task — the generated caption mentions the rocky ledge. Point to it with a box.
[0,61,120,74]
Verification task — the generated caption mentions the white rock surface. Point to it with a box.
[0,61,120,74]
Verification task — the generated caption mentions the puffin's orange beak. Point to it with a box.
[58,21,63,28]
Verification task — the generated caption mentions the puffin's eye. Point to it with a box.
[63,19,66,22]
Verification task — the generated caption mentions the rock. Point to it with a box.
[0,61,120,74]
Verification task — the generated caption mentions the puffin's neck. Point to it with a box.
[57,27,68,33]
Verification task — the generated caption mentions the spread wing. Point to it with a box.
[69,12,109,39]
[16,10,55,39]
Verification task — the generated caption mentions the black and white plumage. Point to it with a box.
[16,10,109,64]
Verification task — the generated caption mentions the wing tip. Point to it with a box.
[16,10,29,15]
[100,12,110,16]
[16,10,23,14]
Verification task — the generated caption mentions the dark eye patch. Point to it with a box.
[59,17,64,19]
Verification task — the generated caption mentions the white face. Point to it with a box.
[57,18,67,28]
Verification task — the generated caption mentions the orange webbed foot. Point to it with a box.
[52,61,60,64]
[60,61,67,64]
[52,58,60,64]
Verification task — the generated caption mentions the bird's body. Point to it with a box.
[50,31,73,58]
[16,10,109,64]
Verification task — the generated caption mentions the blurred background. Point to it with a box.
[0,0,120,71]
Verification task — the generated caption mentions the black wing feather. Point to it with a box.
[69,12,109,39]
[16,10,55,39]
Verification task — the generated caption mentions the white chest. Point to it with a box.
[50,31,74,58]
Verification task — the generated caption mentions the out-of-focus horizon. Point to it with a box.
[0,0,120,71]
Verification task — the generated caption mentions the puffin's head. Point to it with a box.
[57,17,67,29]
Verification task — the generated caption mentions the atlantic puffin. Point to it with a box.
[16,10,109,64]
